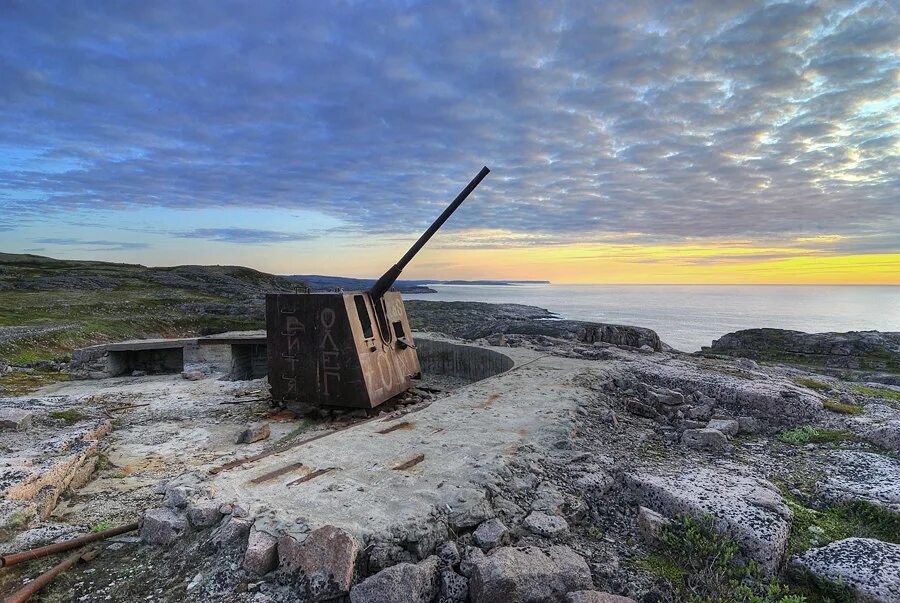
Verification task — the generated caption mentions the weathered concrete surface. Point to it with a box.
[626,467,792,574]
[792,538,900,603]
[817,451,900,512]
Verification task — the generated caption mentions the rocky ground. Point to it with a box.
[1,297,899,602]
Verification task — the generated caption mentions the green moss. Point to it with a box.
[91,520,112,533]
[48,409,85,424]
[640,514,806,602]
[851,385,900,403]
[778,426,854,445]
[822,398,863,415]
[0,371,69,396]
[792,377,831,391]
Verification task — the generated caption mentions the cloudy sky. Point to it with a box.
[1,1,898,283]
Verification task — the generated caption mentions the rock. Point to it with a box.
[0,408,32,430]
[186,500,224,529]
[647,387,684,406]
[279,525,360,601]
[244,529,279,575]
[792,538,900,603]
[863,420,900,452]
[574,470,614,499]
[406,519,448,559]
[349,555,440,603]
[459,546,485,578]
[215,516,253,550]
[735,357,759,370]
[492,495,525,522]
[565,592,637,603]
[706,418,739,437]
[681,428,728,451]
[523,512,569,538]
[473,518,508,549]
[737,416,760,434]
[436,541,461,567]
[531,482,566,514]
[440,569,469,602]
[626,468,792,574]
[163,485,193,509]
[181,370,204,381]
[817,451,900,512]
[636,506,669,544]
[141,508,187,546]
[448,489,494,530]
[237,422,271,444]
[367,543,411,573]
[468,545,593,603]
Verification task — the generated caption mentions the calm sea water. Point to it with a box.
[407,284,900,352]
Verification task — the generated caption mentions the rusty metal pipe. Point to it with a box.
[3,549,98,603]
[0,522,138,569]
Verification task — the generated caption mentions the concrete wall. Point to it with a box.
[415,338,514,382]
[184,342,233,373]
[230,343,268,380]
[107,348,184,376]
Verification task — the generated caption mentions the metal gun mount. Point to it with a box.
[266,166,491,410]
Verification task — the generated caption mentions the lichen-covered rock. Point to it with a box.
[349,555,440,603]
[214,516,253,550]
[625,468,792,574]
[792,538,900,603]
[817,451,900,512]
[243,528,279,575]
[436,541,461,567]
[863,420,900,452]
[141,507,187,545]
[636,506,668,544]
[523,512,569,538]
[468,545,593,603]
[440,569,469,602]
[565,592,637,603]
[681,428,727,451]
[279,525,360,601]
[473,518,508,549]
[186,500,224,529]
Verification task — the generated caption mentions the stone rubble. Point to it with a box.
[791,538,900,603]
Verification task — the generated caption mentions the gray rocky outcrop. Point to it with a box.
[862,419,900,452]
[349,555,440,603]
[278,525,360,601]
[706,328,900,371]
[681,428,728,451]
[792,538,900,603]
[626,468,792,574]
[565,592,637,603]
[817,451,900,512]
[468,545,593,602]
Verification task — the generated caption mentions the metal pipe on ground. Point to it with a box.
[3,549,99,603]
[0,521,139,569]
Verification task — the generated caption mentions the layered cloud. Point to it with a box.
[0,0,897,267]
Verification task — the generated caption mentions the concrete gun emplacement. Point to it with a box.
[266,166,491,410]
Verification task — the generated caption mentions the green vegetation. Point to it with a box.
[0,369,69,396]
[822,398,863,415]
[778,426,854,445]
[851,385,900,404]
[91,520,112,533]
[48,409,85,424]
[792,377,831,391]
[638,514,806,602]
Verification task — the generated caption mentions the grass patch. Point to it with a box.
[48,409,85,424]
[91,520,112,533]
[778,426,854,445]
[822,398,863,415]
[792,377,831,391]
[640,513,806,602]
[851,385,900,404]
[784,490,900,556]
[0,370,69,396]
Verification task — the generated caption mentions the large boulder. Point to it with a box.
[863,420,900,452]
[278,525,360,601]
[141,507,187,546]
[243,528,279,575]
[349,555,440,603]
[817,451,900,512]
[468,545,593,603]
[625,468,792,574]
[792,538,900,603]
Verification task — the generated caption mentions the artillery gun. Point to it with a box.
[266,166,491,409]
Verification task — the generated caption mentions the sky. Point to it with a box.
[1,1,898,284]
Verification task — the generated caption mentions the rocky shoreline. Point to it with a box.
[1,301,899,603]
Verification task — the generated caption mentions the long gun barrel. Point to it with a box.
[369,165,490,300]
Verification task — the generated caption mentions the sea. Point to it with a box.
[405,284,900,352]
